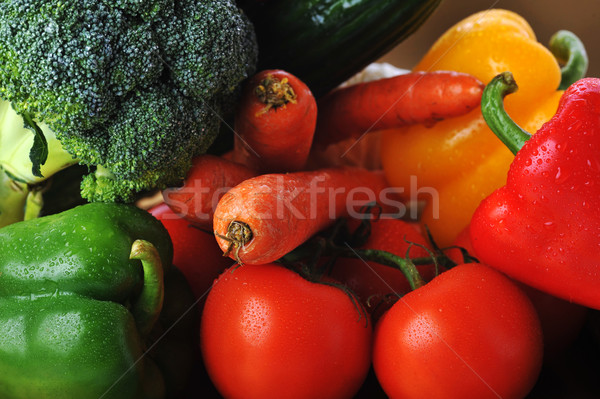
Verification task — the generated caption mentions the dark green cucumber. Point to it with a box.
[239,0,441,98]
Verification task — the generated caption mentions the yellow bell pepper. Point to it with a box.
[380,9,582,246]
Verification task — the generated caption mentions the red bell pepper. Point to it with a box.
[470,72,600,309]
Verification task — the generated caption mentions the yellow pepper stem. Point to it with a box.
[549,30,589,90]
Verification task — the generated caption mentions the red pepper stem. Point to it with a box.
[481,72,531,155]
[129,239,165,337]
[549,30,588,90]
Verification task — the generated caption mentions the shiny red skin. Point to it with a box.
[373,263,543,399]
[470,78,600,309]
[452,226,587,360]
[200,263,372,399]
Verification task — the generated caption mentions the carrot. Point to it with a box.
[233,69,317,173]
[213,167,391,265]
[313,71,484,148]
[162,155,257,227]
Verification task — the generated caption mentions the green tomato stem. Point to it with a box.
[549,30,589,90]
[480,72,531,155]
[129,239,164,337]
[342,246,426,291]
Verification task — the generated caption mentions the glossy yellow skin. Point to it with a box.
[381,9,563,246]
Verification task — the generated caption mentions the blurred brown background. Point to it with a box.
[379,0,600,77]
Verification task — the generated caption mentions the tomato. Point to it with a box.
[373,263,543,399]
[449,225,588,361]
[149,203,234,303]
[200,263,372,399]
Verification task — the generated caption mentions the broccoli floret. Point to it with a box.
[0,0,257,203]
[74,84,221,202]
[155,0,259,109]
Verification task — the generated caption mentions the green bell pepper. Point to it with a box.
[0,202,197,399]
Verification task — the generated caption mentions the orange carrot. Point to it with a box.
[233,69,317,173]
[162,155,257,227]
[313,71,484,148]
[213,167,391,265]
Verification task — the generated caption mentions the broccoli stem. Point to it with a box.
[24,188,44,220]
[0,169,27,227]
[95,164,116,180]
[0,99,80,226]
[0,170,50,227]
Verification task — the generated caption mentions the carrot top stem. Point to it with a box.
[255,74,297,115]
[218,220,254,264]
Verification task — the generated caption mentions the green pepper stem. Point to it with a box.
[549,30,589,90]
[129,239,164,337]
[481,72,531,155]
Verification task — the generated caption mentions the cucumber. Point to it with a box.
[239,0,441,97]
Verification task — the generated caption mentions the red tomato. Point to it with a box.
[200,263,373,399]
[373,263,543,399]
[149,203,234,303]
[450,225,588,361]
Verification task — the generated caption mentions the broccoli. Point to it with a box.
[0,0,257,210]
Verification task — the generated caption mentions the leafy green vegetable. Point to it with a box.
[0,0,257,204]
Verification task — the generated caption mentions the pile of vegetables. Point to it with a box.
[1,1,600,398]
